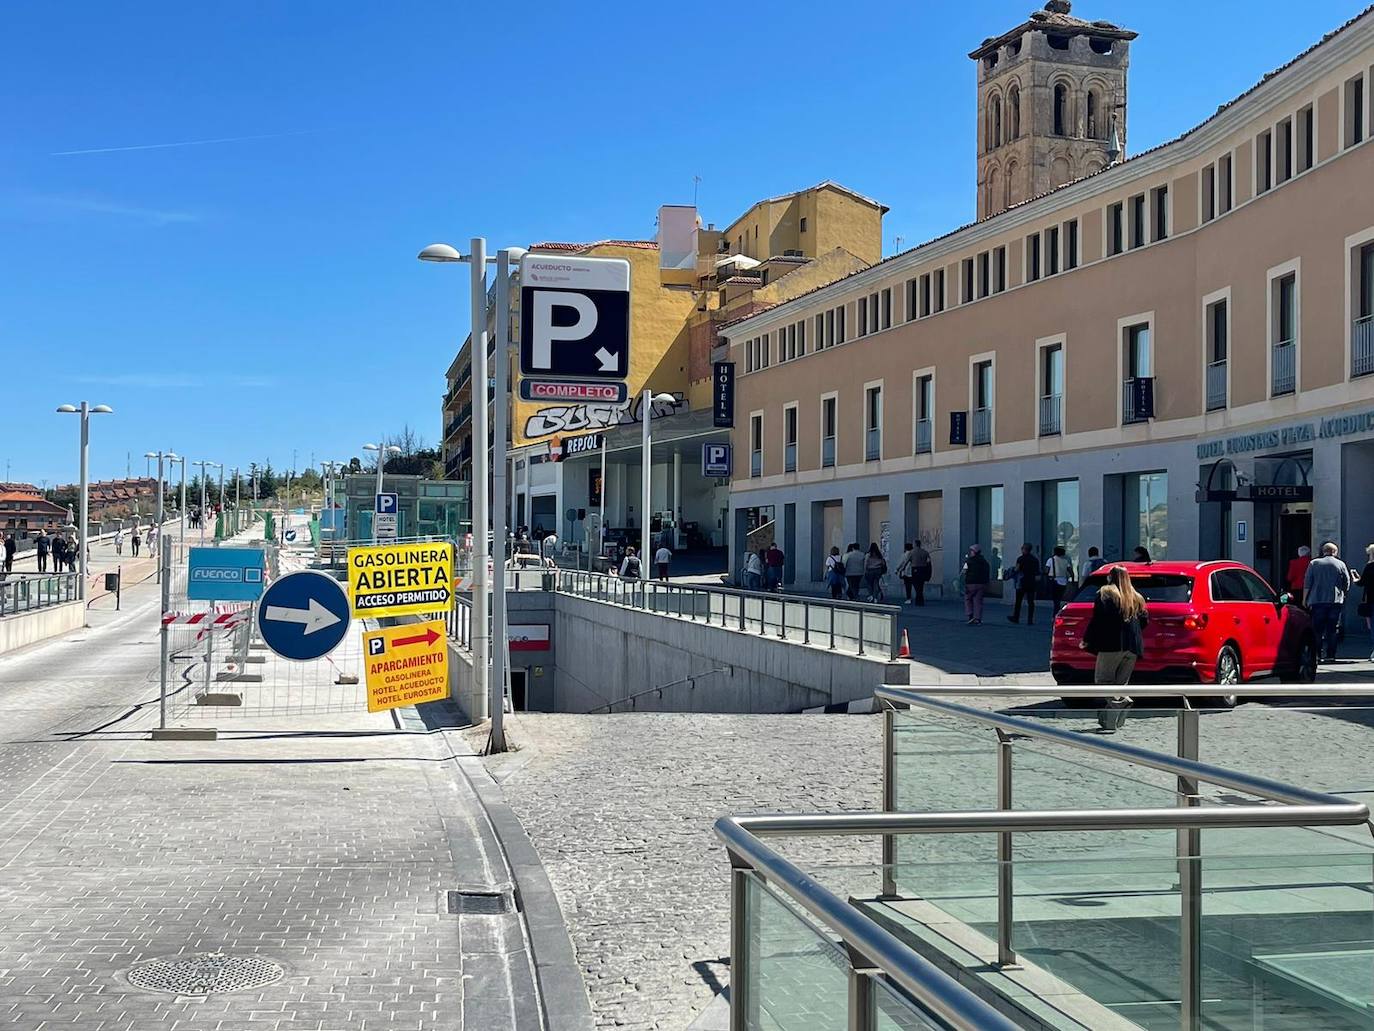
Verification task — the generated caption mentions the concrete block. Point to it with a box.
[151,727,218,741]
[215,672,263,683]
[194,692,243,706]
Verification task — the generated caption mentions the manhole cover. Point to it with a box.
[125,953,285,995]
[448,888,515,915]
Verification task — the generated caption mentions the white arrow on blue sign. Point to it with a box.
[256,571,351,661]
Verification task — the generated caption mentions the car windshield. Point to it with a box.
[1071,573,1194,604]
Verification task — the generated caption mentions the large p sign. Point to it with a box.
[530,291,597,372]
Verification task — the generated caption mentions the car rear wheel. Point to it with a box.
[1220,643,1242,690]
[1279,635,1319,684]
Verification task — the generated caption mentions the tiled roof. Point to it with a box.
[0,491,65,509]
[723,4,1374,332]
[528,240,659,253]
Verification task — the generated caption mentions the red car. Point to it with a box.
[1050,560,1319,686]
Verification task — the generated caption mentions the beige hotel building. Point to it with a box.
[721,1,1374,599]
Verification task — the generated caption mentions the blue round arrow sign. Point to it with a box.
[256,571,351,661]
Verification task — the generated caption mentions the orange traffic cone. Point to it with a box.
[898,628,911,659]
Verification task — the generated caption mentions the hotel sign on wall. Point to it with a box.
[1197,409,1374,460]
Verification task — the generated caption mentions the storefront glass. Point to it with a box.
[972,485,1005,579]
[1126,472,1168,558]
[1039,479,1080,571]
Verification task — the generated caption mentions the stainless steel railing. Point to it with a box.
[1272,338,1296,395]
[715,687,1372,1031]
[971,406,992,445]
[1205,358,1228,410]
[554,569,900,658]
[0,572,81,616]
[1353,314,1374,378]
[1037,393,1062,436]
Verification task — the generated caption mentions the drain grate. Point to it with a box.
[448,888,515,915]
[125,953,285,995]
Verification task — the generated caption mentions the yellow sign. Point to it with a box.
[348,541,454,618]
[363,620,449,713]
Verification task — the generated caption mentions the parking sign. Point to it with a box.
[375,492,399,540]
[702,443,732,478]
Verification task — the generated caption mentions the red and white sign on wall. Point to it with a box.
[508,624,550,651]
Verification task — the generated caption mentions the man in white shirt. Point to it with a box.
[654,544,672,580]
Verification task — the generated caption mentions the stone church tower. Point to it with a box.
[971,1,1137,220]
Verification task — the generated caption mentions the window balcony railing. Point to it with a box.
[1038,393,1062,436]
[1206,359,1228,411]
[750,450,762,477]
[865,427,880,461]
[971,406,992,445]
[821,436,836,468]
[784,442,797,473]
[1272,339,1296,396]
[1122,377,1153,424]
[914,418,932,455]
[1353,315,1374,378]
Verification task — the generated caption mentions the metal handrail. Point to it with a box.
[553,568,900,657]
[717,687,1373,1031]
[0,572,81,616]
[875,688,1358,808]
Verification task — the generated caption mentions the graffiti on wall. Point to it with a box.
[523,394,685,441]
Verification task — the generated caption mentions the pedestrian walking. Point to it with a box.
[35,533,50,573]
[654,543,672,580]
[744,549,764,591]
[896,543,915,603]
[619,546,642,580]
[824,546,845,600]
[961,544,990,625]
[842,543,865,601]
[131,528,141,557]
[51,534,66,573]
[910,541,932,605]
[146,525,156,553]
[1080,565,1149,731]
[1305,542,1352,663]
[1287,545,1312,607]
[114,527,124,557]
[1359,544,1374,663]
[1007,544,1040,624]
[1083,546,1106,577]
[764,543,785,592]
[3,532,16,573]
[863,543,887,602]
[1045,545,1074,613]
[64,535,78,572]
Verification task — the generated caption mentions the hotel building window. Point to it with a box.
[1039,343,1063,436]
[750,414,763,477]
[1108,201,1125,255]
[864,384,882,461]
[783,405,797,473]
[821,395,837,468]
[1271,270,1298,396]
[972,361,993,445]
[1206,297,1229,410]
[914,374,934,455]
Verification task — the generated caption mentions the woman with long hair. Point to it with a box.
[1082,565,1149,684]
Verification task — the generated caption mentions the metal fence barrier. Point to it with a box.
[553,569,899,658]
[717,688,1373,1031]
[0,572,80,616]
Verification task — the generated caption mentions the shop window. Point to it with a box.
[1038,479,1080,572]
[1125,471,1168,559]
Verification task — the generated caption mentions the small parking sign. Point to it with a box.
[702,443,732,478]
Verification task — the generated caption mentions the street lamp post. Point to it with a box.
[177,456,187,544]
[56,402,113,600]
[640,390,676,562]
[193,461,220,545]
[362,443,401,542]
[143,450,179,581]
[419,238,502,749]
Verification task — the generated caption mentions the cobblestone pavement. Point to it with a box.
[0,566,534,1030]
[481,696,1374,1030]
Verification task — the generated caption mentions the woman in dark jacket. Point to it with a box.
[1081,565,1149,731]
[1081,564,1149,684]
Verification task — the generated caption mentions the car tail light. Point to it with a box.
[1183,613,1208,631]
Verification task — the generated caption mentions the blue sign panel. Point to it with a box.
[376,492,399,514]
[713,361,735,428]
[702,442,732,478]
[187,547,265,602]
[256,571,350,661]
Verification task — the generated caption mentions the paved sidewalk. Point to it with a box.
[0,560,552,1030]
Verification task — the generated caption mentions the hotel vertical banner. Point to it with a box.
[713,361,735,428]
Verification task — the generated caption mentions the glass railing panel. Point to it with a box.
[871,975,945,1030]
[743,872,850,1030]
[1201,850,1374,1030]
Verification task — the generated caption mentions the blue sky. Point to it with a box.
[2,0,1366,486]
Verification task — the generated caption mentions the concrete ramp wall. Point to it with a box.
[549,592,909,714]
[0,601,85,656]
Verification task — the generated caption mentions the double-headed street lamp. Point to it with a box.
[419,238,523,754]
[143,450,178,579]
[193,460,221,544]
[56,402,113,600]
[362,442,401,542]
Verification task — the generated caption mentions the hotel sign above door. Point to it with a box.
[1196,409,1374,460]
